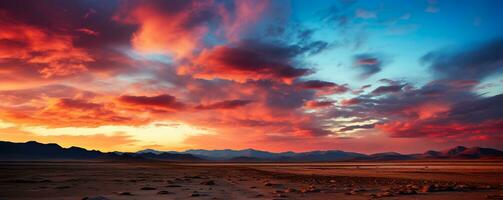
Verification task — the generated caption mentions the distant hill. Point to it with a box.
[2,141,502,162]
[365,152,414,161]
[286,150,366,162]
[184,149,281,160]
[139,146,503,162]
[136,148,165,155]
[128,152,203,161]
[0,141,200,161]
[0,141,130,160]
[136,149,180,155]
[417,146,503,159]
[161,149,366,161]
[457,147,503,158]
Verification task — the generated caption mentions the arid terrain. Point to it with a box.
[1,161,502,200]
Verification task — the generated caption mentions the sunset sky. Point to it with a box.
[0,0,502,153]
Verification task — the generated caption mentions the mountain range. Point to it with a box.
[1,141,503,162]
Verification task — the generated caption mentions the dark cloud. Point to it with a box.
[379,78,403,85]
[210,44,307,77]
[299,80,349,95]
[371,85,405,95]
[256,80,316,109]
[361,84,372,89]
[190,39,325,82]
[196,99,253,110]
[339,123,375,132]
[353,54,383,78]
[330,78,503,140]
[422,38,503,80]
[301,80,337,89]
[57,98,104,111]
[352,84,372,94]
[118,94,186,111]
[446,93,503,124]
[383,93,503,138]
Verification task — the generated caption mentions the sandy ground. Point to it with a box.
[0,161,502,200]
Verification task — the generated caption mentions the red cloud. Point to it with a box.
[341,98,362,106]
[76,28,99,36]
[304,100,334,108]
[57,98,105,111]
[379,120,503,139]
[0,13,94,78]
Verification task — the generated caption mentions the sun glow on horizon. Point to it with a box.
[0,120,213,152]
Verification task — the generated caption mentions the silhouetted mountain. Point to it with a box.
[0,141,134,160]
[365,152,413,161]
[418,146,503,159]
[3,141,502,161]
[136,149,180,155]
[0,141,194,161]
[287,150,367,161]
[421,150,443,158]
[184,149,278,160]
[136,149,164,155]
[444,146,468,156]
[131,152,203,161]
[138,148,367,161]
[136,146,503,162]
[457,147,503,158]
[164,149,366,161]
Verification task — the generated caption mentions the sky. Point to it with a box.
[0,0,502,154]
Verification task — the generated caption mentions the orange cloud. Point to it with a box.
[116,1,212,58]
[0,88,140,128]
[5,101,134,128]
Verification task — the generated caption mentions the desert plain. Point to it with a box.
[1,160,502,200]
